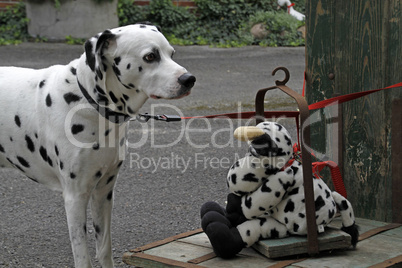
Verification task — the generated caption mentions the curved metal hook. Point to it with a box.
[272,66,290,86]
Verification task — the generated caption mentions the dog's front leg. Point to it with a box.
[90,173,118,268]
[64,191,92,268]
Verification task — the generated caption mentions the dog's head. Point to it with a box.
[83,23,195,115]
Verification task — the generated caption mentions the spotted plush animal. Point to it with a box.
[201,122,358,259]
[0,23,195,268]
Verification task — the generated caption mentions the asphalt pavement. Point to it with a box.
[0,42,305,267]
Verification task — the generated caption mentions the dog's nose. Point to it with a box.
[178,73,196,88]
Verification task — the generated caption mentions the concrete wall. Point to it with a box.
[26,0,119,40]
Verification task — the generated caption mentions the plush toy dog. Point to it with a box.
[201,122,359,259]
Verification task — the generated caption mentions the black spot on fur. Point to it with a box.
[271,228,280,238]
[138,66,143,72]
[315,195,326,211]
[107,190,113,200]
[122,94,129,101]
[265,166,279,175]
[15,115,21,127]
[25,135,35,152]
[39,80,46,88]
[242,173,259,183]
[70,67,77,75]
[275,123,283,131]
[70,173,76,179]
[338,200,349,211]
[65,79,70,84]
[105,129,111,136]
[112,65,121,76]
[95,170,102,178]
[95,85,106,95]
[109,91,118,103]
[325,189,331,199]
[107,175,115,185]
[329,209,335,219]
[230,174,237,184]
[290,166,299,174]
[17,156,30,168]
[71,124,84,135]
[94,224,101,234]
[261,182,272,193]
[127,106,135,114]
[245,196,252,209]
[64,92,82,104]
[117,161,123,167]
[293,223,300,232]
[55,145,59,156]
[92,143,100,150]
[127,63,131,70]
[288,187,299,196]
[275,191,281,198]
[259,218,267,226]
[60,161,64,170]
[46,94,52,107]
[114,57,121,65]
[39,146,48,162]
[298,213,305,218]
[284,199,295,213]
[0,144,4,153]
[284,135,292,146]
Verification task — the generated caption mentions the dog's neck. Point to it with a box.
[76,54,148,124]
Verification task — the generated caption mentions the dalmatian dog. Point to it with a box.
[201,122,358,259]
[0,23,195,267]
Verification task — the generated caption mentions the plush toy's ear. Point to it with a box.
[85,30,116,80]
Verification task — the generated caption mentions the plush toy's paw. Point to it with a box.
[341,223,359,248]
[226,193,247,226]
[202,211,245,259]
[200,201,226,219]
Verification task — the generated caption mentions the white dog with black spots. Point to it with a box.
[201,122,358,258]
[0,23,195,268]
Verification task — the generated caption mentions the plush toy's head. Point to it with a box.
[234,122,293,170]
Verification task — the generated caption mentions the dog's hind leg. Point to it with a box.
[63,191,92,268]
[90,172,119,268]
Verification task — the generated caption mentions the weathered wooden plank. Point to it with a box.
[252,228,351,258]
[123,218,402,267]
[144,241,212,263]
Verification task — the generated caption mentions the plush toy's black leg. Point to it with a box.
[201,210,245,259]
[226,193,248,226]
[200,201,226,219]
[341,223,359,248]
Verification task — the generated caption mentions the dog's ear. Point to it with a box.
[85,30,116,80]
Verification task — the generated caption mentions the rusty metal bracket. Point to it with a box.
[255,67,319,256]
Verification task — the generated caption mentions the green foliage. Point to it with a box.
[0,2,29,45]
[241,11,305,47]
[119,0,305,47]
[118,0,148,26]
[0,0,305,47]
[65,35,85,45]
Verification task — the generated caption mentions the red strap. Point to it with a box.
[308,82,402,110]
[312,161,347,198]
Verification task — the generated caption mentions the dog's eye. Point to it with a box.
[143,53,156,63]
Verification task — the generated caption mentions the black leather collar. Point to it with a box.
[77,79,130,124]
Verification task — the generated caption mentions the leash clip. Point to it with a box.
[136,113,182,123]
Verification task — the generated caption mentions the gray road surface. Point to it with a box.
[0,42,305,267]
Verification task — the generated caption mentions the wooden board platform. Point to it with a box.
[123,218,402,268]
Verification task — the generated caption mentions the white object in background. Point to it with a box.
[277,0,305,21]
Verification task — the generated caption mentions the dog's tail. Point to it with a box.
[332,191,359,248]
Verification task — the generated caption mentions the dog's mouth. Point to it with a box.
[150,90,192,100]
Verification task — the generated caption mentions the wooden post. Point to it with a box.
[306,0,402,222]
